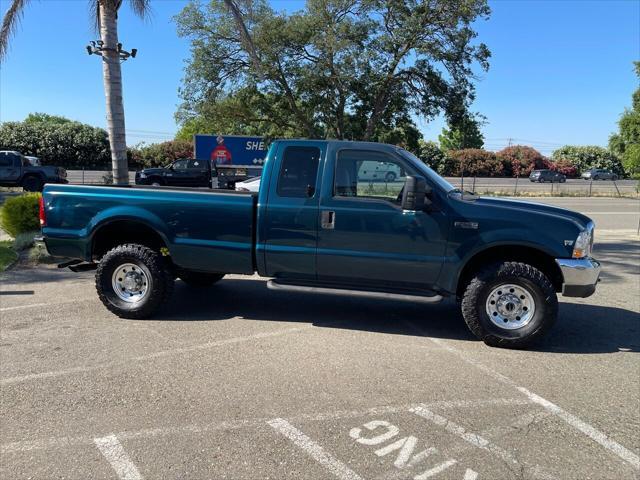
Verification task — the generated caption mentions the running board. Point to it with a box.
[267,280,443,304]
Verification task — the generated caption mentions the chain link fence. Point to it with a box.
[65,169,639,197]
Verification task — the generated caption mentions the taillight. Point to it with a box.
[39,196,46,227]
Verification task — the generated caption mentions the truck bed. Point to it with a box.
[42,184,257,274]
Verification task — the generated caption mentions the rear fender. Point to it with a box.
[88,206,172,252]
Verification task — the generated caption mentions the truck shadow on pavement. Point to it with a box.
[153,278,639,354]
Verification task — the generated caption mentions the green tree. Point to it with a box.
[438,113,485,151]
[174,0,490,142]
[609,62,640,177]
[24,113,72,125]
[1,0,152,185]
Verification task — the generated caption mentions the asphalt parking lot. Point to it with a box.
[1,198,638,479]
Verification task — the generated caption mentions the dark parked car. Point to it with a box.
[0,150,67,191]
[135,158,215,188]
[581,169,618,181]
[529,169,566,183]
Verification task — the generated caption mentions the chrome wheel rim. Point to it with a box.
[111,263,150,303]
[485,283,535,330]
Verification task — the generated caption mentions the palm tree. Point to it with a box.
[0,0,151,185]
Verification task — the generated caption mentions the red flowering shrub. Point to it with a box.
[496,145,549,177]
[447,149,505,177]
[550,158,578,178]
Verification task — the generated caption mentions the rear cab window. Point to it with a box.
[276,146,321,198]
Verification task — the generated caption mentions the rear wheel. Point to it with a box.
[96,244,174,319]
[179,271,225,287]
[460,261,558,348]
[22,176,42,192]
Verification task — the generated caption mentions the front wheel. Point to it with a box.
[385,172,397,183]
[96,244,174,319]
[179,271,225,287]
[460,261,558,348]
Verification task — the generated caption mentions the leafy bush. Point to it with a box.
[496,145,550,177]
[418,140,447,172]
[129,140,194,168]
[0,115,111,169]
[622,144,640,177]
[551,145,625,176]
[550,158,578,178]
[446,149,504,177]
[0,193,41,238]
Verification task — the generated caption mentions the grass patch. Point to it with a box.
[0,240,18,271]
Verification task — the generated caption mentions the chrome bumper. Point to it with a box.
[555,257,601,298]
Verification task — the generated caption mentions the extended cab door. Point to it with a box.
[316,147,448,290]
[262,142,325,280]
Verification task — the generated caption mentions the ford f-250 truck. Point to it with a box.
[40,140,601,348]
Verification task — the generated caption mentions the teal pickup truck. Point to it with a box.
[41,140,601,348]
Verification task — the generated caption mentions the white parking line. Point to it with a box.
[420,334,640,471]
[94,435,142,480]
[0,326,311,385]
[1,397,532,455]
[267,418,364,480]
[517,387,640,470]
[410,405,519,467]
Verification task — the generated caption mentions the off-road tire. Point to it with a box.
[22,176,42,192]
[461,261,558,348]
[385,172,397,183]
[96,243,174,319]
[179,271,225,287]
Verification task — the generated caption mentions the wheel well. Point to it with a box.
[456,245,563,297]
[92,220,168,260]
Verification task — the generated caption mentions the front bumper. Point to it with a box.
[555,257,601,297]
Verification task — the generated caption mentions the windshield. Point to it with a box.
[395,148,455,193]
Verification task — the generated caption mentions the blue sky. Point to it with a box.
[0,0,638,154]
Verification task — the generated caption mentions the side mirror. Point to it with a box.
[401,176,431,211]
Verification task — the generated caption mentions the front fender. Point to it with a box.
[440,227,568,295]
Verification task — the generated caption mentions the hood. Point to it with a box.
[469,196,592,229]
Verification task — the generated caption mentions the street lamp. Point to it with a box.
[86,40,137,61]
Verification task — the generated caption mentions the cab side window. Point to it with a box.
[334,150,414,203]
[277,146,320,198]
[173,159,189,170]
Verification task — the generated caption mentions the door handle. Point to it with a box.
[321,210,335,229]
